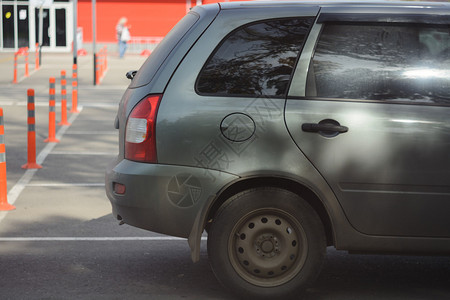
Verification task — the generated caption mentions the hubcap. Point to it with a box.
[256,234,279,258]
[228,209,308,287]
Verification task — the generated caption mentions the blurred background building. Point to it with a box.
[0,0,248,53]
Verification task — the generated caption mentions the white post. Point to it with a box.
[92,0,96,85]
[14,3,18,51]
[73,0,77,64]
[38,6,43,47]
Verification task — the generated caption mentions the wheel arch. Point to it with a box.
[206,176,334,246]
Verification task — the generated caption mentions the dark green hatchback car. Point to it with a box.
[106,1,450,298]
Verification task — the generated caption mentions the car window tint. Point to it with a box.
[197,18,314,97]
[307,24,450,105]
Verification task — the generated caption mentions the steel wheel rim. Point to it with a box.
[228,208,308,287]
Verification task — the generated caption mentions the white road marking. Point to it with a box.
[26,183,105,187]
[0,237,208,242]
[0,107,83,224]
[49,151,116,156]
[16,69,39,83]
[0,102,118,108]
[65,131,116,135]
[77,103,118,108]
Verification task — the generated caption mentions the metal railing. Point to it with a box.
[128,36,163,54]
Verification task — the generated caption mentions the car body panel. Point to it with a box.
[286,7,450,238]
[285,100,450,237]
[105,158,239,238]
[105,1,450,263]
[115,4,221,158]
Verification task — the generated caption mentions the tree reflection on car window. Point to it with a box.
[197,18,314,97]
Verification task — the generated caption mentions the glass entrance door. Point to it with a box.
[35,6,70,51]
[1,4,28,48]
[1,2,72,52]
[1,2,30,50]
[17,5,29,48]
[2,5,15,48]
[35,8,50,47]
[55,8,67,47]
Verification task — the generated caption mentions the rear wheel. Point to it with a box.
[208,187,326,299]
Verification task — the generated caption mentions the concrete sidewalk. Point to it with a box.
[0,51,148,186]
[0,51,150,239]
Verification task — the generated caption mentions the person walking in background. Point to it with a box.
[116,17,131,58]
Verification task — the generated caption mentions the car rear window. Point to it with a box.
[129,12,199,88]
[196,17,315,98]
[307,23,450,105]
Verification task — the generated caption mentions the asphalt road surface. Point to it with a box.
[0,241,449,299]
[0,53,449,299]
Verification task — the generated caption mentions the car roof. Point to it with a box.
[219,1,450,10]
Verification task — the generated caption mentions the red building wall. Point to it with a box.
[79,0,187,43]
[78,0,246,43]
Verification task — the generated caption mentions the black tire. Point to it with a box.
[208,187,326,299]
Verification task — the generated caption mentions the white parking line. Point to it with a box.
[0,107,83,224]
[0,102,118,108]
[26,183,105,187]
[76,103,118,108]
[65,131,116,135]
[0,237,208,242]
[50,151,116,156]
[16,69,39,83]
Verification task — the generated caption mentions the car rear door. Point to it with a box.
[285,9,450,238]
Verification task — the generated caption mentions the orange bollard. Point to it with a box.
[24,47,29,77]
[70,64,79,113]
[13,53,18,84]
[100,55,104,78]
[0,108,16,211]
[58,71,71,126]
[95,56,100,85]
[98,50,103,79]
[101,46,107,78]
[72,63,77,80]
[35,43,39,71]
[70,75,79,113]
[140,49,151,56]
[104,46,108,71]
[22,89,42,169]
[45,78,59,143]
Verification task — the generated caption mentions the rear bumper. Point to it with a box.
[105,158,239,239]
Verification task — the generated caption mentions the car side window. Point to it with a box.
[307,23,450,105]
[196,18,314,98]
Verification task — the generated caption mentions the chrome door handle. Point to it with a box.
[302,119,348,137]
[302,123,348,133]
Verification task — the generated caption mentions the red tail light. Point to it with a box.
[125,94,162,163]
